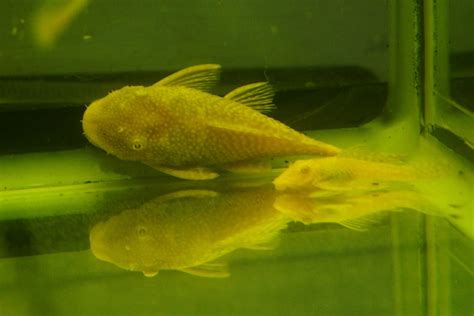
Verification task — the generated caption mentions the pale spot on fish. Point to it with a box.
[134,89,148,97]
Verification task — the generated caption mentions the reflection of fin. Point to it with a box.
[142,269,159,277]
[180,262,230,278]
[338,213,385,231]
[153,165,219,180]
[223,160,272,173]
[153,64,221,92]
[245,241,277,250]
[155,190,219,203]
[225,82,275,113]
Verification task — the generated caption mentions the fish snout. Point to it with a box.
[82,100,107,147]
[89,222,112,262]
[273,177,289,191]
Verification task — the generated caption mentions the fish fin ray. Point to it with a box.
[153,165,219,180]
[180,262,230,278]
[338,213,386,231]
[153,64,221,92]
[224,82,276,113]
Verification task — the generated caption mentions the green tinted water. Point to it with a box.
[1,0,473,315]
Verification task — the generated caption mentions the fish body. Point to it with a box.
[82,64,340,179]
[90,187,286,277]
[274,190,436,230]
[273,155,442,192]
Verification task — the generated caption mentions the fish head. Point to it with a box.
[89,202,210,277]
[89,210,165,277]
[273,159,322,191]
[82,86,161,161]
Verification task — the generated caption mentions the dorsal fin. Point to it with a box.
[225,82,276,113]
[153,64,221,92]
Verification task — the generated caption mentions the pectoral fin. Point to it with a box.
[180,262,230,278]
[153,64,221,92]
[225,82,275,113]
[152,165,219,180]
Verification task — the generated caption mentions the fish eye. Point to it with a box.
[132,143,143,150]
[131,137,146,151]
[300,166,310,175]
[137,226,148,238]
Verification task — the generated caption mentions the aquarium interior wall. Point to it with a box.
[0,0,473,315]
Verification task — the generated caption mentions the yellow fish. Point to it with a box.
[82,64,340,180]
[33,0,89,49]
[274,190,437,231]
[90,187,287,278]
[273,154,442,192]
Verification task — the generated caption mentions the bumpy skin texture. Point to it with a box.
[82,84,340,171]
[273,190,436,230]
[273,156,441,192]
[89,188,287,277]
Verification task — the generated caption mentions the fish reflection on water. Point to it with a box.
[90,186,287,278]
[89,170,459,277]
[273,190,440,231]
